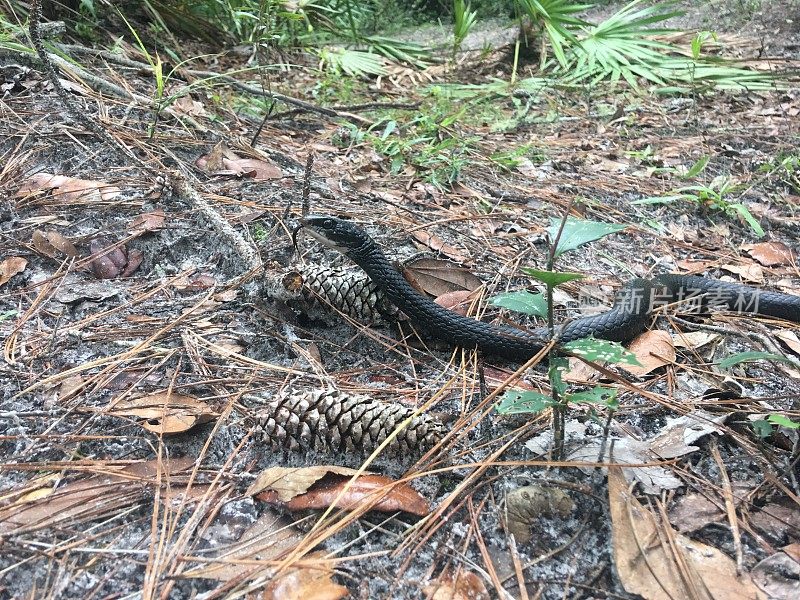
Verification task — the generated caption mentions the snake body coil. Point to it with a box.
[299,216,800,360]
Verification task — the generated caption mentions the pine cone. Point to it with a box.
[250,389,443,456]
[282,265,398,323]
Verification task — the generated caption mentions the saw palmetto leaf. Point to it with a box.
[319,47,387,76]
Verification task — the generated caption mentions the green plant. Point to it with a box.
[634,174,765,237]
[561,0,681,86]
[367,107,477,188]
[453,0,478,59]
[751,413,800,438]
[491,215,637,458]
[759,153,800,194]
[515,0,590,67]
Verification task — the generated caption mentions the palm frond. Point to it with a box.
[318,47,387,76]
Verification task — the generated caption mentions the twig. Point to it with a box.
[171,170,262,291]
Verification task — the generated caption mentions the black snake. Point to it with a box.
[297,215,800,360]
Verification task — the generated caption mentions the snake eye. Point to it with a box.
[322,218,334,228]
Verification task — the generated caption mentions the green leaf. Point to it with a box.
[750,419,772,439]
[562,337,642,367]
[546,217,627,258]
[567,386,619,407]
[490,290,548,317]
[684,155,709,178]
[520,268,584,287]
[380,120,397,140]
[495,389,555,415]
[728,203,765,238]
[719,351,792,369]
[767,414,800,429]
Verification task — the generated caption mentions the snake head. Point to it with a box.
[299,215,368,255]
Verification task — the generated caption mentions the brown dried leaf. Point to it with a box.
[609,465,766,600]
[0,256,27,287]
[17,172,121,202]
[32,230,78,259]
[669,492,725,533]
[482,366,537,393]
[196,142,282,180]
[563,356,602,383]
[743,241,796,267]
[624,330,675,376]
[434,289,481,316]
[776,330,800,356]
[110,392,218,434]
[423,569,490,600]
[721,262,764,283]
[247,466,362,501]
[672,331,720,349]
[171,95,208,118]
[402,256,482,297]
[121,249,143,277]
[675,259,718,273]
[262,553,349,600]
[410,231,469,263]
[252,469,429,516]
[130,210,166,233]
[224,157,282,180]
[783,543,800,564]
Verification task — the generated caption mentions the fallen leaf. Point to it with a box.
[609,466,766,600]
[122,249,143,277]
[783,543,800,564]
[109,392,218,434]
[743,241,796,267]
[423,569,490,600]
[32,230,78,259]
[434,289,481,316]
[130,210,166,233]
[251,468,429,516]
[721,262,764,283]
[675,259,718,273]
[410,230,469,263]
[171,95,208,118]
[262,553,349,600]
[0,256,27,287]
[196,141,282,180]
[402,256,482,296]
[247,466,363,501]
[751,552,800,599]
[624,330,675,376]
[669,492,725,533]
[17,172,120,202]
[534,411,728,493]
[749,503,800,544]
[672,331,720,349]
[776,330,800,356]
[648,410,728,459]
